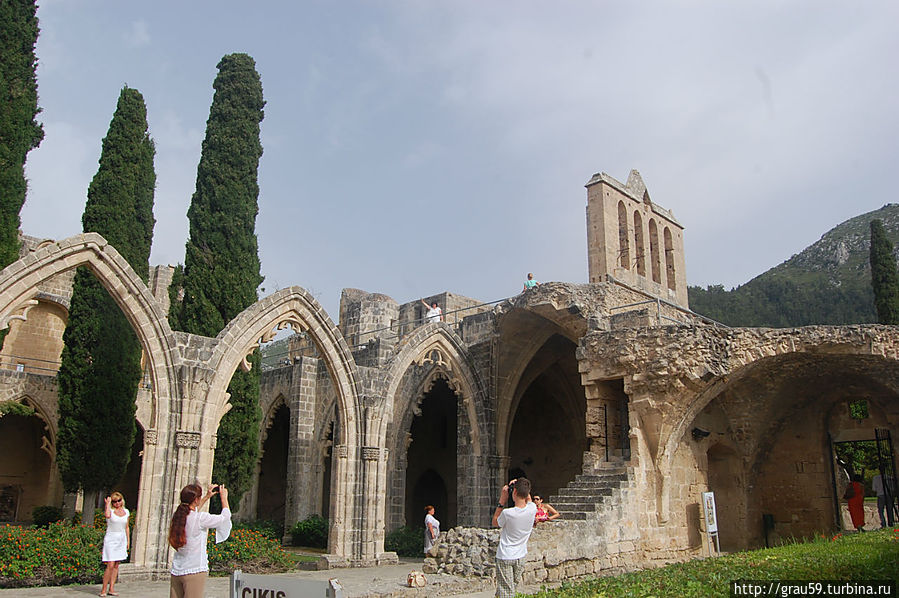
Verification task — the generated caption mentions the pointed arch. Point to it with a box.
[0,233,176,431]
[208,286,361,443]
[378,323,487,455]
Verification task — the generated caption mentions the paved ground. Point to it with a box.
[0,559,543,597]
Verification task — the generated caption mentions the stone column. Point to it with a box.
[284,358,318,528]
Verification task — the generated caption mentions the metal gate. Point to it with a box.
[874,428,898,527]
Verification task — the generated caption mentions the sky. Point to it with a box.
[21,1,899,319]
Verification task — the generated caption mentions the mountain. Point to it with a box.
[688,204,899,327]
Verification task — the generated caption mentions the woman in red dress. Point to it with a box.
[846,474,866,532]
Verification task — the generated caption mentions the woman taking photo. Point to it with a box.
[99,492,129,596]
[168,483,231,598]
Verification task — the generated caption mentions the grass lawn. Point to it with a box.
[530,528,899,597]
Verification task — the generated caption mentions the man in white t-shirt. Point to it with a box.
[492,477,536,598]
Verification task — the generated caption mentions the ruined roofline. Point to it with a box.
[585,170,682,228]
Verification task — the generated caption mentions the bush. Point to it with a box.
[207,528,293,575]
[0,521,104,588]
[31,506,65,528]
[290,515,328,548]
[235,519,284,541]
[385,525,423,557]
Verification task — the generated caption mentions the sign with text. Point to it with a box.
[230,570,344,598]
[702,491,718,534]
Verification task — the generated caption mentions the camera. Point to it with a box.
[211,485,220,493]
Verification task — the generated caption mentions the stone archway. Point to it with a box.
[0,234,177,569]
[504,334,586,500]
[206,286,366,562]
[381,324,489,530]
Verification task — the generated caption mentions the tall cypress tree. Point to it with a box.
[0,0,44,267]
[869,219,899,325]
[169,54,264,508]
[56,87,156,503]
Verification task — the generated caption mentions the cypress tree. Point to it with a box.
[869,219,899,324]
[56,87,156,502]
[169,54,264,508]
[0,0,44,267]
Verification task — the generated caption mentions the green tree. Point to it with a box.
[56,87,156,505]
[168,54,265,508]
[869,219,899,324]
[0,0,44,268]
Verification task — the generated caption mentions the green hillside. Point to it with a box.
[688,204,899,327]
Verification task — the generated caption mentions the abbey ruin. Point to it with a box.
[1,169,897,580]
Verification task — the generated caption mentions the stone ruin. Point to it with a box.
[0,169,897,581]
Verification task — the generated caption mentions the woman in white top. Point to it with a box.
[423,505,440,554]
[100,492,129,596]
[168,483,232,598]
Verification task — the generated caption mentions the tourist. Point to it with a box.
[420,298,443,323]
[533,495,559,524]
[844,474,865,532]
[99,492,129,597]
[871,473,895,528]
[492,477,537,598]
[168,483,231,598]
[522,273,540,291]
[424,505,440,554]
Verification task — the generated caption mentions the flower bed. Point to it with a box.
[0,522,103,588]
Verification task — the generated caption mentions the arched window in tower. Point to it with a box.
[648,219,661,284]
[664,227,676,290]
[617,201,629,269]
[633,211,646,276]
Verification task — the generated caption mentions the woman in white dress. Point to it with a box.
[168,483,231,598]
[100,492,129,596]
[423,505,440,554]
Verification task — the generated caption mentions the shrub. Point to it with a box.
[290,515,328,548]
[0,521,104,588]
[31,506,65,528]
[207,528,292,575]
[235,519,284,541]
[385,525,423,557]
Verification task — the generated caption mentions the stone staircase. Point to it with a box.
[547,461,631,521]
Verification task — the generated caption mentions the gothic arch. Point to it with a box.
[0,233,176,431]
[664,227,676,290]
[379,323,487,454]
[206,286,365,560]
[208,286,362,443]
[617,201,629,269]
[648,218,661,284]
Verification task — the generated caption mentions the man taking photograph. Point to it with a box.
[492,477,537,598]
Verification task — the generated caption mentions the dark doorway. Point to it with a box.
[508,336,586,501]
[257,404,289,521]
[410,469,448,530]
[405,377,458,527]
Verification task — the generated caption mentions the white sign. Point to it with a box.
[230,570,344,598]
[702,491,718,534]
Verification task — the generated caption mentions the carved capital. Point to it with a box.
[145,429,158,445]
[334,444,348,459]
[175,431,201,449]
[361,446,381,461]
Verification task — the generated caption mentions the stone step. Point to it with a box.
[554,511,588,521]
[575,472,627,482]
[550,486,614,499]
[550,501,598,512]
